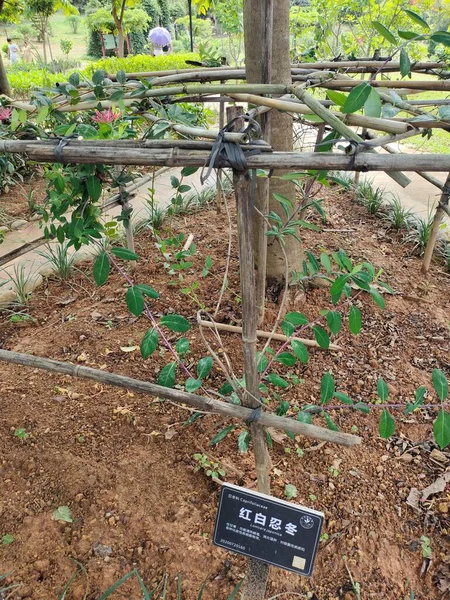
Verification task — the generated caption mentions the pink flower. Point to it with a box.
[0,107,12,121]
[92,107,122,124]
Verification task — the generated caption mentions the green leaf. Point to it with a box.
[238,430,250,453]
[313,325,330,349]
[405,386,427,414]
[320,372,335,404]
[197,356,213,379]
[1,534,14,546]
[210,425,236,446]
[334,391,353,405]
[323,413,339,431]
[403,9,430,30]
[157,362,177,388]
[276,352,297,367]
[342,83,372,114]
[284,311,308,326]
[116,69,127,84]
[257,351,268,373]
[160,314,190,332]
[326,90,347,107]
[370,288,385,309]
[284,483,298,499]
[434,410,450,449]
[93,251,110,286]
[186,378,202,393]
[330,275,349,299]
[272,192,293,218]
[140,328,158,359]
[281,319,295,337]
[431,31,450,47]
[111,247,140,261]
[397,29,421,40]
[181,166,198,177]
[400,48,411,77]
[326,311,342,335]
[364,88,382,118]
[372,20,397,44]
[176,337,189,356]
[438,106,450,120]
[320,252,332,272]
[219,381,233,395]
[126,286,145,317]
[52,506,73,523]
[135,284,159,299]
[86,175,102,202]
[348,305,362,335]
[354,402,370,414]
[377,377,389,401]
[266,373,289,388]
[276,400,290,416]
[432,368,448,400]
[379,409,395,439]
[297,411,312,424]
[290,340,309,364]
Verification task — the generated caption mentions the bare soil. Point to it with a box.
[1,185,450,600]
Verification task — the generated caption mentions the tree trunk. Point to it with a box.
[244,0,301,285]
[0,53,11,95]
[112,4,125,59]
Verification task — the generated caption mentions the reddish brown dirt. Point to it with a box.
[1,187,450,600]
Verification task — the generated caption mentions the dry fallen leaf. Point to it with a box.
[421,471,450,501]
[120,346,138,353]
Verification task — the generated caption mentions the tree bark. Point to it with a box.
[111,2,125,59]
[244,0,301,284]
[0,53,10,95]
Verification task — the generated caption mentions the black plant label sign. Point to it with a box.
[213,483,324,577]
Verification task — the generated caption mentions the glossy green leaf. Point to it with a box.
[86,175,102,202]
[186,378,202,393]
[273,192,293,218]
[370,288,385,309]
[111,247,140,261]
[284,311,308,326]
[403,9,430,30]
[330,275,349,299]
[218,381,233,395]
[181,166,198,177]
[257,351,269,373]
[432,368,448,400]
[276,400,290,416]
[326,90,347,107]
[313,325,330,349]
[342,83,372,114]
[377,377,389,401]
[372,20,397,44]
[52,505,73,523]
[320,252,332,272]
[326,311,342,335]
[157,362,177,388]
[93,251,110,286]
[290,340,309,364]
[135,284,159,299]
[334,392,353,405]
[323,413,339,431]
[210,425,236,446]
[197,356,213,379]
[354,402,370,414]
[126,286,145,317]
[348,305,362,335]
[238,430,250,453]
[320,372,335,404]
[140,328,158,358]
[284,484,298,499]
[297,411,312,424]
[281,319,295,337]
[400,48,411,77]
[364,88,382,118]
[379,409,395,438]
[397,30,421,40]
[434,410,450,449]
[431,31,450,47]
[266,373,289,388]
[276,352,297,367]
[405,385,427,414]
[160,314,191,332]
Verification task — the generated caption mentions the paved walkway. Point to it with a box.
[0,168,214,305]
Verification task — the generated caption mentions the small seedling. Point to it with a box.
[52,506,73,523]
[1,534,14,546]
[14,428,29,440]
[284,484,298,500]
[328,466,340,477]
[309,494,317,502]
[320,532,329,542]
[420,535,431,559]
[193,453,226,480]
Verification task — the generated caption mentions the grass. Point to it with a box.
[383,195,415,231]
[0,263,33,304]
[37,242,77,280]
[355,179,387,216]
[403,211,435,255]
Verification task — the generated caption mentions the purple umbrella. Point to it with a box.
[148,27,172,46]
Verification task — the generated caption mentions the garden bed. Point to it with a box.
[0,186,450,600]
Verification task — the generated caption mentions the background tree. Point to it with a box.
[110,0,144,58]
[0,0,25,95]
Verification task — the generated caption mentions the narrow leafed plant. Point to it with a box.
[355,179,386,216]
[403,212,435,256]
[0,264,33,305]
[383,195,415,231]
[37,243,77,281]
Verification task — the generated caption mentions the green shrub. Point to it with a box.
[129,30,147,55]
[83,52,200,75]
[87,29,103,59]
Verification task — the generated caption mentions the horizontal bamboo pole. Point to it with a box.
[3,140,450,171]
[323,79,450,91]
[198,319,340,350]
[0,349,360,446]
[229,93,410,135]
[293,60,446,71]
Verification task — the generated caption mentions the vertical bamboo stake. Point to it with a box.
[114,165,136,261]
[216,86,225,213]
[234,168,271,600]
[422,172,450,274]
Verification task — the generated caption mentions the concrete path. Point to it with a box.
[0,167,215,305]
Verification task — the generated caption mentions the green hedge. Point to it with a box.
[7,53,201,96]
[83,52,200,76]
